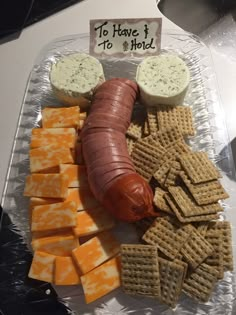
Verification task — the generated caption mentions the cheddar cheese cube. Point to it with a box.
[72,231,120,274]
[31,228,73,240]
[81,256,121,303]
[42,106,80,128]
[55,256,80,285]
[80,112,87,121]
[24,174,68,199]
[30,145,73,173]
[31,234,79,256]
[29,197,62,209]
[78,119,84,130]
[30,128,77,149]
[59,164,88,188]
[31,200,77,232]
[28,251,55,283]
[67,188,100,211]
[73,207,115,237]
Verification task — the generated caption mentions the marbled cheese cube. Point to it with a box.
[30,128,76,149]
[31,200,77,232]
[28,251,55,283]
[55,256,81,285]
[73,207,115,237]
[81,256,121,303]
[72,231,120,274]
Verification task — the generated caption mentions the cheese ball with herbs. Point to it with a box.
[50,53,105,109]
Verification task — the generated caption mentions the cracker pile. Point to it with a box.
[123,104,233,308]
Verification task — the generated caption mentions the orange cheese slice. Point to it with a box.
[30,145,73,173]
[72,230,120,274]
[67,188,100,211]
[55,256,81,285]
[30,128,77,149]
[73,207,115,237]
[28,251,55,283]
[24,174,68,199]
[31,200,77,232]
[81,256,121,303]
[31,234,79,256]
[59,164,88,188]
[42,106,80,128]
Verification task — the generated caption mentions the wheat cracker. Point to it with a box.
[153,188,173,214]
[157,105,195,136]
[147,107,158,134]
[165,193,219,223]
[207,221,233,271]
[126,121,143,140]
[159,257,186,308]
[179,152,221,184]
[154,140,191,185]
[154,126,184,148]
[131,139,166,181]
[180,171,229,205]
[183,263,218,302]
[142,217,192,259]
[164,161,182,187]
[121,244,161,297]
[168,186,223,217]
[205,230,224,279]
[194,222,209,237]
[180,228,214,269]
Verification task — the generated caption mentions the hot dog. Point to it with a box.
[81,78,158,222]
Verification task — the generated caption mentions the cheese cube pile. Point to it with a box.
[24,105,120,303]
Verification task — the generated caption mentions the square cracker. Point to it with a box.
[154,126,184,148]
[164,193,219,223]
[205,230,224,279]
[131,138,166,181]
[194,222,209,237]
[142,217,192,259]
[168,186,223,217]
[207,221,233,271]
[153,188,173,215]
[154,140,191,185]
[164,161,182,187]
[180,228,214,269]
[159,257,186,308]
[179,152,221,184]
[147,107,158,134]
[121,244,161,297]
[180,172,229,205]
[157,105,195,136]
[126,122,143,140]
[183,263,219,303]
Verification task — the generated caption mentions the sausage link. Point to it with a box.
[81,78,157,221]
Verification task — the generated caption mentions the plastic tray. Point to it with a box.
[1,31,236,315]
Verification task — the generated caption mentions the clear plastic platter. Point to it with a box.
[1,31,236,314]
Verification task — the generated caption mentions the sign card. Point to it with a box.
[90,18,162,58]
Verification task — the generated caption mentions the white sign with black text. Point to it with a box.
[90,18,162,58]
